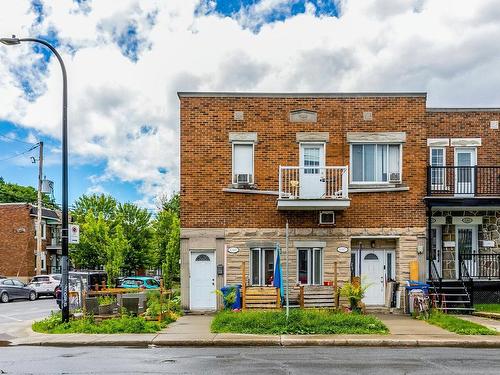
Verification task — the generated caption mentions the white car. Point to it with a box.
[28,274,61,298]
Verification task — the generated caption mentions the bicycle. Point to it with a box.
[412,290,430,319]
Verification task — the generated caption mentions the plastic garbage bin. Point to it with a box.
[405,281,429,314]
[220,284,242,310]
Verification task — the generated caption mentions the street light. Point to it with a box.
[1,35,70,322]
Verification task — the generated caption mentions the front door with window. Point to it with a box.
[361,251,385,305]
[454,148,476,195]
[190,251,216,310]
[456,226,478,278]
[299,144,325,198]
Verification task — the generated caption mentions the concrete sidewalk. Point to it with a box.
[6,313,500,348]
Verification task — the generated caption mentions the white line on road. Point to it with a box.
[0,314,22,322]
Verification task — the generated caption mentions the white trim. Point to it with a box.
[349,143,402,184]
[319,211,335,225]
[231,142,255,184]
[277,199,350,210]
[429,146,446,190]
[451,217,483,225]
[451,138,482,147]
[296,247,323,285]
[249,247,276,286]
[427,138,449,147]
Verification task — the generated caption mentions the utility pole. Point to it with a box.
[36,141,44,276]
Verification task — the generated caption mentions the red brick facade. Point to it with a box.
[180,94,436,229]
[0,203,58,280]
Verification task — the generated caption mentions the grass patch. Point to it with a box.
[475,304,500,313]
[211,309,388,335]
[426,311,497,335]
[32,312,176,334]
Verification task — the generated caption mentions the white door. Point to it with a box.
[456,226,478,278]
[454,148,476,196]
[299,143,325,199]
[361,251,385,305]
[190,251,216,310]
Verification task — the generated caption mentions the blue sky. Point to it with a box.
[1,0,499,208]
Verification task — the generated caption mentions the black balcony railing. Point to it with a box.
[458,252,500,280]
[427,166,500,196]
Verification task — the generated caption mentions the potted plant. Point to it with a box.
[340,279,371,313]
[97,295,117,315]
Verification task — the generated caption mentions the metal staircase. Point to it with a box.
[427,259,475,314]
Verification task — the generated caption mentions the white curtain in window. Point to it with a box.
[388,145,400,175]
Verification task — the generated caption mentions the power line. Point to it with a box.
[0,132,38,146]
[0,144,39,162]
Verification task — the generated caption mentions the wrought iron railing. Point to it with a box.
[459,252,500,280]
[278,166,348,199]
[458,256,474,308]
[428,259,443,306]
[427,166,500,196]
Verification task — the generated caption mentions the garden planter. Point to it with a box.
[98,303,115,315]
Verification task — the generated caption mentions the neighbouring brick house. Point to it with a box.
[179,92,500,311]
[0,203,62,282]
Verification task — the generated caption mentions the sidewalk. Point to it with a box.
[6,314,500,348]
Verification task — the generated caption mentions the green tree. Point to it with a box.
[0,177,57,208]
[70,211,108,269]
[105,224,128,287]
[116,203,153,274]
[72,193,117,223]
[163,214,180,288]
[157,192,179,217]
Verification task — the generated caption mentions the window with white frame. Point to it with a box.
[351,144,401,183]
[430,147,446,188]
[35,221,46,240]
[297,248,322,285]
[232,143,254,184]
[250,248,275,285]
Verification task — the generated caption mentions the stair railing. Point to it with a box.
[459,254,474,309]
[429,260,443,307]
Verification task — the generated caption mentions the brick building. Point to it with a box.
[0,203,62,282]
[179,92,500,311]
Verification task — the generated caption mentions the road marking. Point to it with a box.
[0,314,23,322]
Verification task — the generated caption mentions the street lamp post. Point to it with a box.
[1,35,70,322]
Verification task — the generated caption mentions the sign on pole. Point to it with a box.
[69,224,80,244]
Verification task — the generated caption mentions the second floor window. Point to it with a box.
[351,144,401,183]
[232,143,254,184]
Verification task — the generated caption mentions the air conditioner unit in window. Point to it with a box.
[235,174,253,185]
[389,172,401,183]
[319,211,335,225]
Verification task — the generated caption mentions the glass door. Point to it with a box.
[454,148,476,195]
[299,143,325,198]
[456,226,478,278]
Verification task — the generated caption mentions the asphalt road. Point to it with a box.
[1,346,500,374]
[0,297,57,324]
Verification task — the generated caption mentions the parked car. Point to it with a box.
[28,274,61,298]
[0,278,37,302]
[119,276,160,289]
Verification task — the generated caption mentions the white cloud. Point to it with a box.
[1,0,500,206]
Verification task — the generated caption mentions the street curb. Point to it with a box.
[10,336,500,348]
[473,312,500,321]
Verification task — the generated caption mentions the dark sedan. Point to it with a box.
[0,279,37,303]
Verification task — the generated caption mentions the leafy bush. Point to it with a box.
[340,280,371,311]
[97,295,117,306]
[211,309,388,335]
[144,290,181,321]
[32,312,169,334]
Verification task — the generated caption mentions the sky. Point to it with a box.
[1,0,500,210]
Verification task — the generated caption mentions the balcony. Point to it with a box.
[277,166,350,210]
[427,166,500,197]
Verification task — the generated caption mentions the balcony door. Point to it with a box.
[299,143,325,199]
[454,148,476,196]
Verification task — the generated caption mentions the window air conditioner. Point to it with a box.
[319,211,335,225]
[389,172,401,183]
[235,174,252,184]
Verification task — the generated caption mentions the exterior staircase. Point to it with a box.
[427,279,475,314]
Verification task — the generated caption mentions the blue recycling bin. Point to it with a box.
[220,284,241,310]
